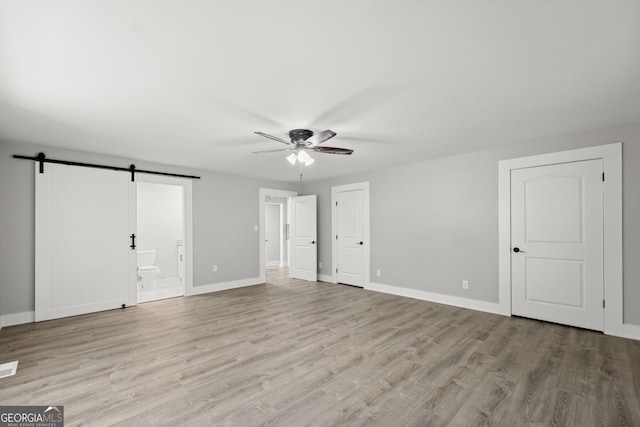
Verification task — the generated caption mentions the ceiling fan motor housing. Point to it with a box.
[289,129,314,144]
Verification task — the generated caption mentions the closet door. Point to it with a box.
[35,164,137,321]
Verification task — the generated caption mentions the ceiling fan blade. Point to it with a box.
[338,134,393,144]
[252,148,295,154]
[305,129,337,146]
[312,146,354,155]
[254,132,292,146]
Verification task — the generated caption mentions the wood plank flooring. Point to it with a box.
[1,267,639,426]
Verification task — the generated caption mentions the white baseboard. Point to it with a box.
[365,282,508,316]
[187,277,263,296]
[608,323,640,341]
[318,274,334,283]
[1,311,35,328]
[266,261,280,267]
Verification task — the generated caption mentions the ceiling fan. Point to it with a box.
[253,129,353,165]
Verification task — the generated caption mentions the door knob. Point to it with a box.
[356,241,363,245]
[310,241,316,244]
[513,247,521,253]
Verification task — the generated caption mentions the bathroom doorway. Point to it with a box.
[136,180,186,303]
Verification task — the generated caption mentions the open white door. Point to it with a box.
[511,159,604,331]
[289,195,317,281]
[35,164,137,321]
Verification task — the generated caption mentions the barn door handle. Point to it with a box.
[356,241,364,245]
[130,234,136,250]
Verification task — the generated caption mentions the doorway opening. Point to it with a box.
[259,188,297,284]
[137,181,185,303]
[265,201,286,267]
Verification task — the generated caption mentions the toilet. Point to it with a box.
[137,250,160,290]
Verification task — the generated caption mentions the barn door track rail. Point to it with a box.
[13,152,201,181]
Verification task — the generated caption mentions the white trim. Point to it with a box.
[498,143,626,337]
[609,324,640,341]
[0,361,19,378]
[331,182,370,286]
[366,282,506,316]
[259,188,298,284]
[136,174,194,300]
[186,277,262,296]
[278,203,284,265]
[318,274,333,283]
[1,311,35,327]
[266,261,280,267]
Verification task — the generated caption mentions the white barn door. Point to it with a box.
[289,195,317,282]
[511,159,604,331]
[35,164,137,321]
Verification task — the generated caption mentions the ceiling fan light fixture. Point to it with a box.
[286,153,297,165]
[297,150,314,166]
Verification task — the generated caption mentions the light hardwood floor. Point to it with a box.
[1,267,639,426]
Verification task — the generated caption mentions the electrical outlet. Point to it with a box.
[462,280,469,289]
[319,262,323,269]
[376,269,381,277]
[213,265,218,272]
[254,225,259,232]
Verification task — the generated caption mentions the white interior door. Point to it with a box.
[511,159,604,331]
[336,189,365,286]
[35,164,137,321]
[289,195,317,281]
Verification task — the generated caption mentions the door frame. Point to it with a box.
[259,188,297,284]
[331,182,370,286]
[137,174,194,296]
[498,143,627,337]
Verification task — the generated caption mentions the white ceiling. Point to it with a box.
[1,1,639,183]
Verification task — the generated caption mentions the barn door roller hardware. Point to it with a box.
[13,152,201,181]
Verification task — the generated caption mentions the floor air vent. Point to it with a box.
[0,361,18,378]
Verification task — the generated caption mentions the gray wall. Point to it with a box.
[303,122,640,325]
[0,141,296,317]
